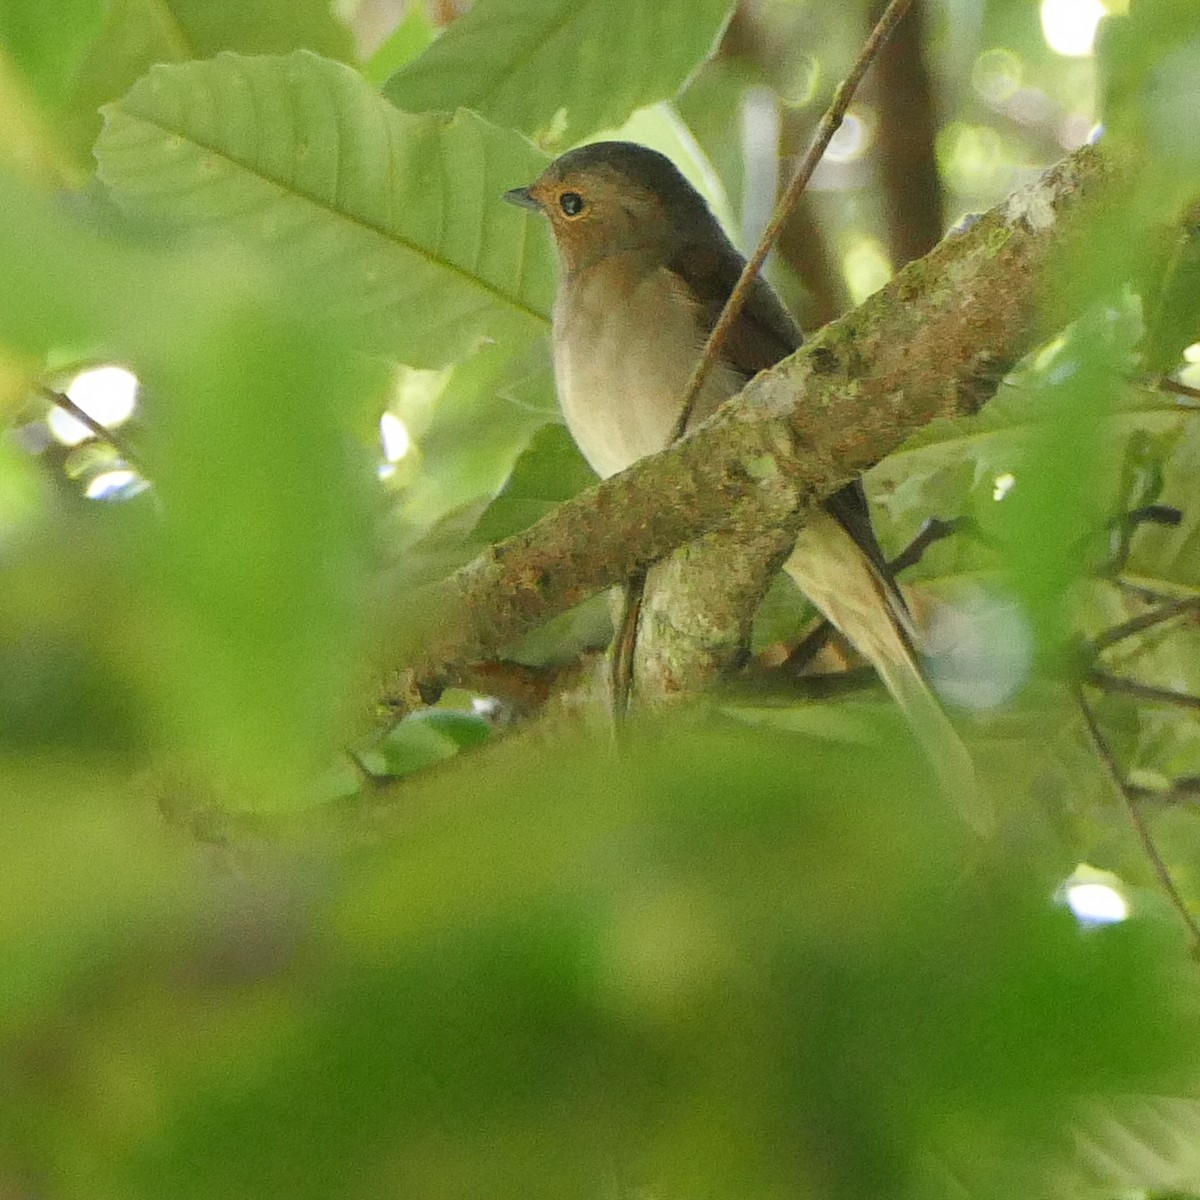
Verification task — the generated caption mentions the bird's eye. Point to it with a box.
[559,191,585,217]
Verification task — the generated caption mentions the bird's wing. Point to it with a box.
[668,237,984,829]
[666,240,893,583]
[667,240,799,377]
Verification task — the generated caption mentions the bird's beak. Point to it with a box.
[503,186,539,211]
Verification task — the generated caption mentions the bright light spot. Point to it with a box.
[782,54,821,108]
[843,237,892,304]
[972,48,1022,106]
[740,86,780,249]
[471,696,503,721]
[1004,86,1055,128]
[1040,0,1106,58]
[1066,882,1129,925]
[69,365,138,422]
[46,409,93,447]
[926,591,1033,711]
[993,472,1016,501]
[825,112,870,163]
[48,365,139,446]
[84,468,149,502]
[379,411,411,462]
[1032,334,1068,372]
[1180,343,1200,387]
[1059,112,1096,150]
[941,123,1009,193]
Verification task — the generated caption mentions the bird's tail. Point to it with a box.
[783,513,991,834]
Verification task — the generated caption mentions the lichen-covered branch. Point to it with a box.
[376,146,1113,712]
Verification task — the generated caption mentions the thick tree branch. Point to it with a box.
[377,146,1112,713]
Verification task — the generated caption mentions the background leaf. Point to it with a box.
[0,0,105,110]
[96,51,556,366]
[6,724,1190,1200]
[63,0,354,160]
[384,0,736,148]
[471,421,593,544]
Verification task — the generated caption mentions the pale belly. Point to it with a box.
[552,263,740,480]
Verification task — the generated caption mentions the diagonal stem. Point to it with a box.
[1086,671,1200,712]
[670,0,915,443]
[1158,376,1200,403]
[39,384,139,467]
[1090,597,1200,654]
[1076,684,1200,957]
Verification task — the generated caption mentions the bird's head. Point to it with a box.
[504,141,717,273]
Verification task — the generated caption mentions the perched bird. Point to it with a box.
[505,141,983,826]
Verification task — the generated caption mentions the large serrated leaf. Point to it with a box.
[384,0,736,148]
[96,51,555,365]
[63,0,356,159]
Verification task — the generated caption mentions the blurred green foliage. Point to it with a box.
[2,0,1200,1197]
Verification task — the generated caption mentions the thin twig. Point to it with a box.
[38,385,138,466]
[1086,671,1200,712]
[670,0,915,442]
[609,571,645,722]
[782,514,968,675]
[887,515,967,575]
[1158,376,1200,403]
[781,618,837,675]
[1076,686,1200,957]
[1127,504,1183,530]
[1103,507,1178,579]
[1090,597,1200,654]
[1114,578,1190,607]
[1129,777,1200,808]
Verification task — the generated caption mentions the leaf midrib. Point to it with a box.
[105,104,551,329]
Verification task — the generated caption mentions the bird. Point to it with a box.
[504,140,985,829]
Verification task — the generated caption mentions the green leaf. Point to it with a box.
[472,421,593,544]
[61,0,355,159]
[0,166,163,354]
[1099,0,1200,159]
[362,2,436,88]
[1061,1096,1200,1195]
[1144,212,1200,375]
[138,298,377,809]
[376,708,492,777]
[383,0,736,148]
[56,724,1193,1200]
[0,167,378,810]
[866,381,1188,595]
[96,51,555,366]
[0,0,105,109]
[0,49,83,186]
[395,338,559,536]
